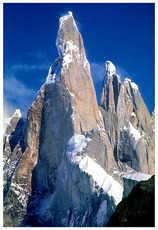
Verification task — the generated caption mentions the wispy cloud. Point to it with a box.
[3,101,18,134]
[116,65,132,82]
[10,63,50,72]
[3,50,51,125]
[90,62,133,83]
[9,50,52,73]
[26,50,49,61]
[90,62,104,83]
[3,75,37,130]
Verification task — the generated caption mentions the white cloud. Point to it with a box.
[3,76,37,131]
[3,101,16,135]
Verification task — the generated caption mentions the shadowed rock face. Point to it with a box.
[107,175,155,227]
[3,12,154,227]
[3,110,26,202]
[3,89,45,227]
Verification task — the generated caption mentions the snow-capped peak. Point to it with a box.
[59,11,73,26]
[124,78,139,91]
[68,11,73,16]
[12,109,21,118]
[56,11,79,57]
[3,109,22,134]
[105,61,116,76]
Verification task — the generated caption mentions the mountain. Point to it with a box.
[3,109,26,202]
[3,12,155,227]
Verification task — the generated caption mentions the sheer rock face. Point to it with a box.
[3,12,117,227]
[27,12,117,227]
[3,110,26,200]
[3,109,25,167]
[55,11,101,133]
[3,12,154,227]
[100,61,155,175]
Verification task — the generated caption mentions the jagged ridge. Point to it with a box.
[3,12,155,227]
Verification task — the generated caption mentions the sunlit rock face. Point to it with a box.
[100,61,155,175]
[3,12,154,227]
[3,12,118,227]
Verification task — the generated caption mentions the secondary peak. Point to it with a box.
[105,61,116,76]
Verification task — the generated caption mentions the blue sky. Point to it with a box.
[3,3,155,123]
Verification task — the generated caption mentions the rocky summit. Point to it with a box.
[3,12,155,227]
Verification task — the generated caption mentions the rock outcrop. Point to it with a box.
[3,12,155,227]
[122,172,151,198]
[3,89,45,227]
[3,109,26,202]
[107,175,155,227]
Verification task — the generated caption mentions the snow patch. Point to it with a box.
[124,78,139,91]
[131,81,139,91]
[79,155,123,204]
[99,110,103,119]
[8,109,21,125]
[46,59,61,84]
[56,11,78,57]
[62,40,79,68]
[81,212,88,226]
[124,78,131,82]
[46,66,57,84]
[105,61,116,75]
[122,125,128,131]
[11,182,29,208]
[97,200,107,226]
[131,112,136,117]
[66,134,91,164]
[129,122,141,149]
[13,109,21,118]
[123,172,151,182]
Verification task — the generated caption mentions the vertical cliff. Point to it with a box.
[100,61,155,175]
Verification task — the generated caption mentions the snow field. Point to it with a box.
[123,172,151,182]
[67,134,123,205]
